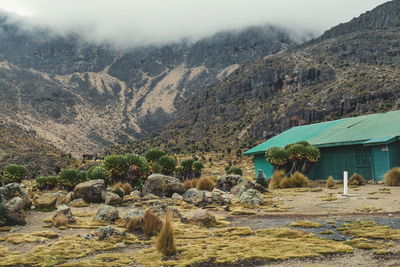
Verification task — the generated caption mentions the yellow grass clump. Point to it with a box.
[326,176,335,188]
[290,221,322,228]
[197,177,215,191]
[156,212,176,256]
[384,167,400,186]
[143,209,163,237]
[339,220,400,240]
[268,170,284,190]
[52,212,69,228]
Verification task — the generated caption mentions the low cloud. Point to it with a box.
[0,0,390,47]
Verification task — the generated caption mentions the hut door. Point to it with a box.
[355,148,373,179]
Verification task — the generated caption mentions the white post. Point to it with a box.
[343,171,348,196]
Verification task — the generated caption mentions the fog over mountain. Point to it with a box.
[0,0,389,47]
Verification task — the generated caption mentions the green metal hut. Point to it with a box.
[244,110,400,181]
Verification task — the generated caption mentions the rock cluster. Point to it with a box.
[0,183,31,224]
[142,174,185,197]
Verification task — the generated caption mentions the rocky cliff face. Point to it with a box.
[0,17,296,157]
[125,0,400,154]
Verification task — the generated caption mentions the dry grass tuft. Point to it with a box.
[143,209,163,237]
[326,176,335,188]
[279,172,310,189]
[384,168,400,186]
[338,220,400,240]
[126,217,144,232]
[52,213,68,228]
[156,212,176,256]
[183,179,199,190]
[344,238,392,250]
[320,230,335,235]
[349,173,366,186]
[290,221,322,228]
[197,177,215,191]
[268,170,284,190]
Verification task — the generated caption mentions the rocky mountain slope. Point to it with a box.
[0,16,296,158]
[124,0,400,154]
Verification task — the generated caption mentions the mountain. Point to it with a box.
[0,16,296,158]
[120,0,400,154]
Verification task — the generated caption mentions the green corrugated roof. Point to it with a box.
[244,110,400,156]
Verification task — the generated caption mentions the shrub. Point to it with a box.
[2,164,28,184]
[126,154,150,180]
[266,147,288,168]
[226,167,243,176]
[193,161,204,176]
[384,168,400,186]
[326,176,335,188]
[143,209,163,237]
[156,212,176,256]
[291,172,310,187]
[59,169,87,190]
[102,155,128,183]
[87,166,107,181]
[349,173,366,186]
[0,203,8,226]
[144,149,166,163]
[158,156,177,175]
[126,216,144,232]
[197,177,215,191]
[36,176,59,190]
[268,170,283,190]
[278,172,310,189]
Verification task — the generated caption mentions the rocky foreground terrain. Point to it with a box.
[1,173,400,266]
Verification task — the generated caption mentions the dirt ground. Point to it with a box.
[1,184,400,266]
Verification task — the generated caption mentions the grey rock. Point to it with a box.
[239,189,264,206]
[130,190,141,197]
[231,180,267,197]
[104,192,122,206]
[4,197,25,224]
[0,183,31,209]
[171,193,183,200]
[123,208,144,222]
[142,174,185,197]
[53,205,76,224]
[94,226,125,240]
[95,205,119,222]
[181,209,216,226]
[215,175,246,192]
[74,179,106,203]
[182,188,206,206]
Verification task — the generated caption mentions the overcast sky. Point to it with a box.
[0,0,390,47]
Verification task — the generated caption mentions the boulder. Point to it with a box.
[183,188,232,206]
[53,205,76,224]
[63,192,75,204]
[74,179,105,203]
[123,208,144,222]
[94,226,125,240]
[0,183,31,209]
[151,201,181,218]
[172,193,183,200]
[104,192,122,206]
[69,198,89,207]
[142,174,185,197]
[96,205,119,222]
[239,189,264,206]
[182,188,206,206]
[33,192,66,210]
[130,190,141,197]
[215,175,246,192]
[181,209,216,226]
[4,197,25,224]
[231,181,267,197]
[210,189,233,205]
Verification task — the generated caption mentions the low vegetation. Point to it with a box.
[384,167,400,186]
[1,164,28,184]
[226,166,243,176]
[349,173,366,186]
[143,209,163,238]
[290,221,322,228]
[156,212,176,256]
[326,176,335,188]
